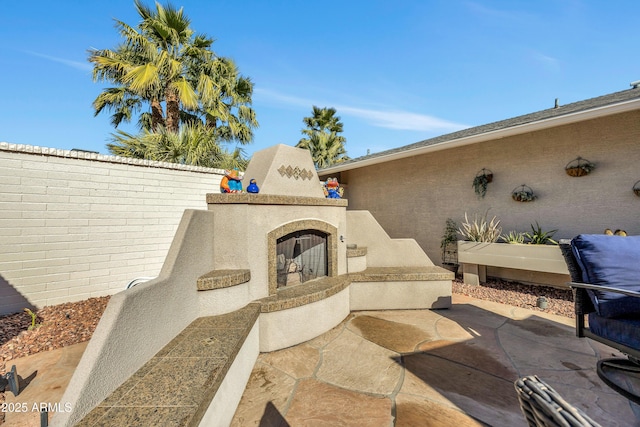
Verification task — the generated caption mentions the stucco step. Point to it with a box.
[349,266,455,282]
[197,269,251,291]
[76,303,261,427]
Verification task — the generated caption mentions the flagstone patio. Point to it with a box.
[231,294,639,426]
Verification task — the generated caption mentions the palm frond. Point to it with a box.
[91,1,258,149]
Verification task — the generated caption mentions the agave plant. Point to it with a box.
[458,212,502,242]
[500,230,526,244]
[524,222,558,245]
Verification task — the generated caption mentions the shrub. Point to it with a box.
[524,222,558,245]
[459,212,502,242]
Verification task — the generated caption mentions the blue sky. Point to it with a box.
[1,1,638,160]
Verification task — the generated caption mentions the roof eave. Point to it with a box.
[319,98,640,175]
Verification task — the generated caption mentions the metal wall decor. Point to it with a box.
[512,184,536,202]
[565,156,595,177]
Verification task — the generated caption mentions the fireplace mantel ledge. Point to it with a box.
[206,193,348,207]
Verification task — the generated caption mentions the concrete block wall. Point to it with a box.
[340,110,640,276]
[0,143,224,315]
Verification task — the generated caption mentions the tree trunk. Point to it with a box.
[205,114,217,129]
[165,88,180,133]
[151,99,165,131]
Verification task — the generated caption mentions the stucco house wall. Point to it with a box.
[333,108,640,283]
[0,143,224,315]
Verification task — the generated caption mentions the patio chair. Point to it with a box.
[514,375,601,427]
[559,235,640,405]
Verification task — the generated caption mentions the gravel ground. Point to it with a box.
[453,277,575,318]
[0,296,110,375]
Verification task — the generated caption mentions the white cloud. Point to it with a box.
[254,88,468,132]
[530,51,561,71]
[254,88,310,107]
[23,50,92,72]
[336,106,467,132]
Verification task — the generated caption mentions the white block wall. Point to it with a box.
[0,143,224,315]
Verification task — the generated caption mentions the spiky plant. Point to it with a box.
[458,212,502,242]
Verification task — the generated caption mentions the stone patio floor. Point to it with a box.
[230,294,639,426]
[3,294,640,426]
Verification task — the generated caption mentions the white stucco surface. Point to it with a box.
[53,209,216,427]
[198,320,260,427]
[258,287,351,352]
[346,210,433,267]
[349,280,452,310]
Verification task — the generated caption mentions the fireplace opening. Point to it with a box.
[276,230,328,288]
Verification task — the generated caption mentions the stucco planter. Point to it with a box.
[457,241,569,285]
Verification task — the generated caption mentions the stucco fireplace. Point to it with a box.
[204,144,348,303]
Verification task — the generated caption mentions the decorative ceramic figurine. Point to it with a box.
[247,178,259,193]
[323,177,343,199]
[220,169,244,193]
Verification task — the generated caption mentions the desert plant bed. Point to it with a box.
[452,277,574,318]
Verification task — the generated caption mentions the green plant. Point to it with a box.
[500,230,526,244]
[512,184,536,202]
[472,175,489,198]
[24,308,41,330]
[578,161,595,174]
[458,212,502,242]
[441,218,459,265]
[524,222,558,245]
[472,168,493,198]
[441,218,458,249]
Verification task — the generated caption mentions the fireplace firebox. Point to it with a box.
[276,230,328,288]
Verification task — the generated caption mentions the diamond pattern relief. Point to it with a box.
[277,164,314,180]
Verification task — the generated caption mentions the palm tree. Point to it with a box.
[297,106,349,168]
[107,122,248,169]
[299,131,349,169]
[90,0,257,147]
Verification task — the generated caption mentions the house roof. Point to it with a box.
[320,87,640,174]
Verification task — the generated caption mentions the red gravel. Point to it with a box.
[0,296,110,374]
[453,277,575,319]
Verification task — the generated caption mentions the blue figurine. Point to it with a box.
[247,178,259,193]
[323,178,343,198]
[220,169,243,193]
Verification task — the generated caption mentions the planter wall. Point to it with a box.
[457,241,569,286]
